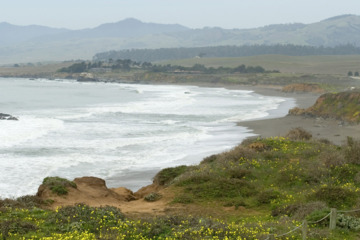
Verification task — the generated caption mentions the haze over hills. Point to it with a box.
[1,15,360,64]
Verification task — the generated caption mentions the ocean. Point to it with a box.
[0,78,294,198]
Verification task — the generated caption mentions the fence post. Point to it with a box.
[329,208,337,230]
[302,220,308,240]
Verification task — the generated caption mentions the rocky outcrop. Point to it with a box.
[37,176,136,208]
[0,113,18,120]
[289,90,360,123]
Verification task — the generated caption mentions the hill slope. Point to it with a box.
[1,15,360,64]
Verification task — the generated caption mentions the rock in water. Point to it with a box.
[0,113,18,120]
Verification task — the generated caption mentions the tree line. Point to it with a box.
[93,44,360,62]
[58,59,275,74]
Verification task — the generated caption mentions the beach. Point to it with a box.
[238,85,360,146]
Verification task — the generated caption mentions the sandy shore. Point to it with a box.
[107,83,360,191]
[238,85,360,146]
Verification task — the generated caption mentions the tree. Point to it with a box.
[348,71,353,76]
[355,72,359,77]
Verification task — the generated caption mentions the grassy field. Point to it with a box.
[1,55,360,77]
[163,55,360,75]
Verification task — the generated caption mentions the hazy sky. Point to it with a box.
[1,0,360,29]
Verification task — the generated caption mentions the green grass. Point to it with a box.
[163,55,360,75]
[42,177,77,195]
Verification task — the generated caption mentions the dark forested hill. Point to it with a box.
[93,44,360,62]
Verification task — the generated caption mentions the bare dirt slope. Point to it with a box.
[37,176,181,217]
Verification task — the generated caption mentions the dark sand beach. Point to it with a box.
[239,85,360,146]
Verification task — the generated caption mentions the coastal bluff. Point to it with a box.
[36,176,174,216]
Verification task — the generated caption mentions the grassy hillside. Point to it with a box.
[290,90,360,123]
[163,55,360,75]
[2,131,360,239]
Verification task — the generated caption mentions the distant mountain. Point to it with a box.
[1,15,360,64]
[0,22,70,46]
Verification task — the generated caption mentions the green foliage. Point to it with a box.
[153,165,188,186]
[306,208,330,226]
[345,137,360,164]
[52,204,124,233]
[0,220,37,239]
[0,195,44,211]
[310,186,358,208]
[94,44,360,63]
[285,127,312,140]
[337,213,360,231]
[42,177,77,195]
[58,61,87,73]
[256,190,280,205]
[172,194,194,204]
[144,192,162,202]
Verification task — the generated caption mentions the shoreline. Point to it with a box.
[2,78,360,197]
[237,85,360,146]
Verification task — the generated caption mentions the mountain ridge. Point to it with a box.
[1,15,360,64]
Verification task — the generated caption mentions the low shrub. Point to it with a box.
[201,154,218,164]
[285,127,312,141]
[42,176,77,195]
[227,168,252,179]
[144,192,162,202]
[345,137,360,164]
[0,195,44,210]
[0,220,37,239]
[309,186,358,208]
[215,145,257,164]
[306,208,331,227]
[256,190,280,205]
[153,165,188,186]
[337,213,360,231]
[320,149,346,168]
[293,201,328,220]
[52,204,124,233]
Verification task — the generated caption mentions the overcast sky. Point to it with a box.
[1,0,360,29]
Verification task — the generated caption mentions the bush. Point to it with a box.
[0,220,37,239]
[256,190,280,205]
[228,168,252,179]
[144,192,162,202]
[0,195,44,210]
[309,186,358,208]
[215,145,257,164]
[42,177,77,195]
[306,208,330,227]
[52,204,124,233]
[345,137,360,164]
[153,165,188,186]
[272,201,328,220]
[201,154,218,164]
[337,213,360,230]
[285,127,312,141]
[320,149,346,168]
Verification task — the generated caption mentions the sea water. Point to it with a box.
[0,78,294,198]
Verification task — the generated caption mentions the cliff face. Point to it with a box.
[282,83,325,94]
[289,90,360,123]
